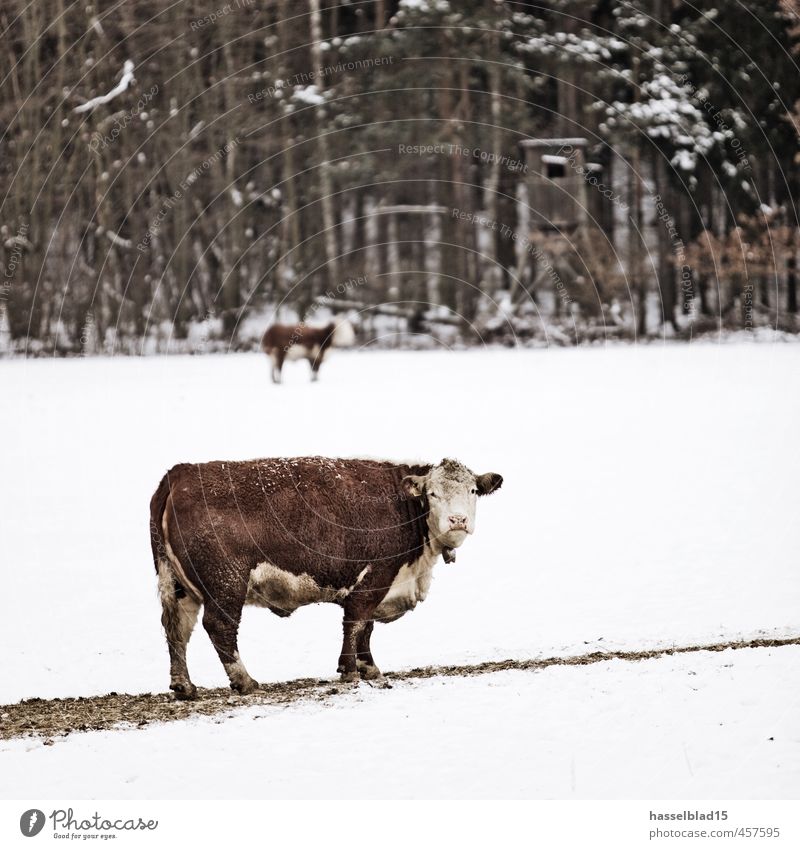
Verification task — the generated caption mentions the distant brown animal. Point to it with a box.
[150,456,502,699]
[261,320,355,383]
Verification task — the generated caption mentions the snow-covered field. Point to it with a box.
[3,647,798,799]
[1,343,798,798]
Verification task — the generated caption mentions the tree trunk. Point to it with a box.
[629,57,646,336]
[220,15,243,337]
[309,0,339,289]
[483,31,502,290]
[787,251,798,313]
[374,0,386,29]
[654,153,676,329]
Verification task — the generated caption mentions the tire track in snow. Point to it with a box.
[2,635,798,742]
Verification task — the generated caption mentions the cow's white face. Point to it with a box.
[403,459,503,550]
[331,320,356,347]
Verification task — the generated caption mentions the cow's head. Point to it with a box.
[331,319,356,347]
[403,458,502,552]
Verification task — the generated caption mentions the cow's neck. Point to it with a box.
[424,531,452,563]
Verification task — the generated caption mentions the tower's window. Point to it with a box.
[542,154,568,179]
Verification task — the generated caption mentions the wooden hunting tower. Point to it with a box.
[519,137,591,232]
[516,137,621,316]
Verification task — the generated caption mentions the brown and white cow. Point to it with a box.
[150,457,502,699]
[261,320,355,383]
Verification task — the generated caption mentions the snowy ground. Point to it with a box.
[1,343,798,797]
[2,646,798,799]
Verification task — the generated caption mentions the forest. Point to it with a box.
[1,0,799,354]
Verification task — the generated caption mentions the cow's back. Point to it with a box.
[163,457,431,591]
[261,323,292,351]
[261,323,333,351]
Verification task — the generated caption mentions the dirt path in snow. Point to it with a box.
[2,635,797,743]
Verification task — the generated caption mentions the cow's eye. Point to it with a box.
[470,488,478,494]
[428,491,438,499]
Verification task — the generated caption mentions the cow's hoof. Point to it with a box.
[170,681,197,701]
[231,677,259,696]
[358,663,385,682]
[339,671,360,684]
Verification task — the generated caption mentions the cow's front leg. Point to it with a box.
[357,621,391,687]
[337,609,366,684]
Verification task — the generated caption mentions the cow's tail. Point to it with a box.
[150,468,203,605]
[149,471,172,571]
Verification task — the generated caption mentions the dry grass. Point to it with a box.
[2,635,797,743]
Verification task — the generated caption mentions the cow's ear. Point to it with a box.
[476,472,503,496]
[402,475,426,499]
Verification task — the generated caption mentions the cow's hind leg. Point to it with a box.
[158,562,201,700]
[202,591,259,696]
[270,351,285,384]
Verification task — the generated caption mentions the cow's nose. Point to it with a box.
[449,514,468,530]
